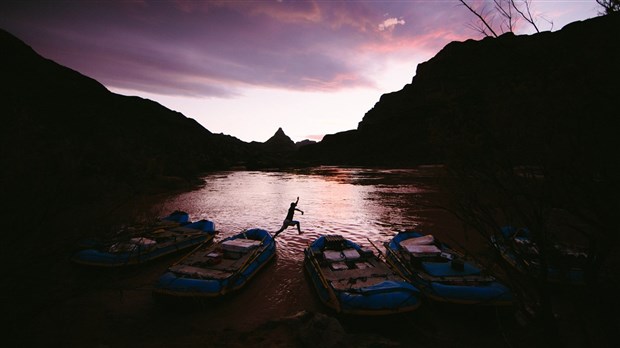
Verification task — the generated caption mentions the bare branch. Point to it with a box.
[511,0,540,33]
[458,0,499,37]
[460,0,552,36]
[466,21,492,37]
[495,0,516,33]
[596,0,620,14]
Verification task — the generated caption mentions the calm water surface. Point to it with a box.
[159,166,442,243]
[32,166,511,347]
[152,166,447,329]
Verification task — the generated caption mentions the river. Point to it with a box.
[27,166,507,347]
[21,166,607,347]
[144,167,443,325]
[158,166,443,256]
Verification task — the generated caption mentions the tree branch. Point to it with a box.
[459,0,499,37]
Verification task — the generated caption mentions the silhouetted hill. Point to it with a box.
[299,13,620,167]
[245,127,306,168]
[0,27,292,337]
[295,139,317,148]
[0,28,270,233]
[0,28,258,179]
[263,127,296,152]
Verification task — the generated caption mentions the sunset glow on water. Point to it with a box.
[146,166,445,326]
[157,167,440,253]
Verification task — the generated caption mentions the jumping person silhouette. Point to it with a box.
[273,197,304,238]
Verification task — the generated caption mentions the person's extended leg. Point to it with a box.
[273,224,286,238]
[296,221,302,234]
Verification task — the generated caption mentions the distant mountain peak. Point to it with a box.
[263,127,295,152]
[268,127,289,140]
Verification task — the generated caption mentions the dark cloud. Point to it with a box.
[1,1,449,97]
[1,1,576,99]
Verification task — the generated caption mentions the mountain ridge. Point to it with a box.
[2,13,618,217]
[298,13,620,167]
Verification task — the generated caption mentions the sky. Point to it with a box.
[0,1,600,143]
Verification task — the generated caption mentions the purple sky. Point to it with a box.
[0,1,600,142]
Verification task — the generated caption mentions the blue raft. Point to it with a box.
[304,234,421,316]
[492,226,587,284]
[154,228,276,298]
[385,231,512,305]
[71,211,216,267]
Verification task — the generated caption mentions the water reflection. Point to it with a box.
[156,166,441,261]
[151,166,445,328]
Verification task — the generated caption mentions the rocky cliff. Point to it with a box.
[299,13,620,167]
[0,28,262,182]
[0,28,272,232]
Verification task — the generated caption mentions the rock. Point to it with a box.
[298,13,620,167]
[293,311,347,348]
[263,127,296,152]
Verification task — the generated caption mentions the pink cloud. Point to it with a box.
[0,2,433,96]
[362,28,470,55]
[379,17,406,31]
[0,1,598,99]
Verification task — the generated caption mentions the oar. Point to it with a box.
[169,238,211,268]
[377,236,448,298]
[224,234,270,293]
[306,247,341,313]
[366,237,390,262]
[366,237,410,280]
[234,234,268,272]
